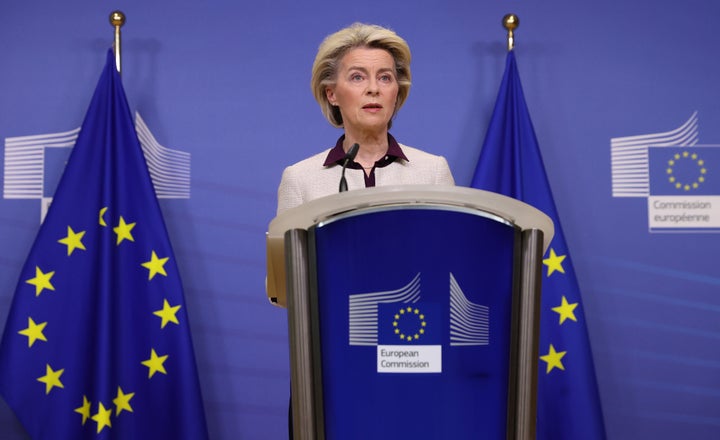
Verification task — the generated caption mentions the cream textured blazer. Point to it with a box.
[277,144,455,214]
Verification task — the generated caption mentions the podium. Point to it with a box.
[266,185,553,440]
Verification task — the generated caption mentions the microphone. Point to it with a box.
[339,143,359,193]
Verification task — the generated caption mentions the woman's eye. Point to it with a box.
[351,73,364,81]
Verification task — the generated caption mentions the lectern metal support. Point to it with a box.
[285,229,323,440]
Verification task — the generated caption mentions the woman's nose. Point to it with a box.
[366,79,379,95]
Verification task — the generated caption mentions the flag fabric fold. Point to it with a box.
[0,50,208,439]
[471,51,606,439]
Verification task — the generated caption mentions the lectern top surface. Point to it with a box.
[265,185,554,307]
[268,185,553,250]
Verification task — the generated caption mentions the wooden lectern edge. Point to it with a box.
[265,185,554,308]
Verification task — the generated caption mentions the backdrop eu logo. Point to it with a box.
[611,112,720,232]
[3,113,191,222]
[649,146,720,196]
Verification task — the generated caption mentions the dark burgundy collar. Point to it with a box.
[323,134,409,167]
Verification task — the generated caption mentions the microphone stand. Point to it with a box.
[339,143,359,193]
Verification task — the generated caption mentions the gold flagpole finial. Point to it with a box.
[109,11,126,74]
[502,14,519,51]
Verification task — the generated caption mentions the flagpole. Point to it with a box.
[109,10,125,74]
[503,13,519,51]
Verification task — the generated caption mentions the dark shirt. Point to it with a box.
[322,134,409,187]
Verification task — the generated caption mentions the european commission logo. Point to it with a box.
[348,273,490,374]
[3,113,191,222]
[611,112,720,232]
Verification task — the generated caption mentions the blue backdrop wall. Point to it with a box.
[1,1,719,439]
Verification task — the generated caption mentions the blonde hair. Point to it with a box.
[311,23,412,128]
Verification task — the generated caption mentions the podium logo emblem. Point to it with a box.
[347,273,490,373]
[390,306,428,343]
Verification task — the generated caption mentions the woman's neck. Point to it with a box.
[343,129,389,167]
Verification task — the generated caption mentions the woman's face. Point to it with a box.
[326,47,399,135]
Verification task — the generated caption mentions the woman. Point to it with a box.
[276,22,454,215]
[279,23,456,438]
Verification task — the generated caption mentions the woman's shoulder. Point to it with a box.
[394,143,455,185]
[398,143,447,162]
[284,148,334,173]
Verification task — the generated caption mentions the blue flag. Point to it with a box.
[0,50,208,439]
[471,51,606,439]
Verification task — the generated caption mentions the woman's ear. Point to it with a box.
[326,86,337,106]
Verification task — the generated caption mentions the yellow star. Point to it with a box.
[99,207,108,227]
[26,266,55,297]
[141,251,169,280]
[18,317,48,347]
[74,395,92,425]
[552,296,579,325]
[141,348,168,378]
[113,216,136,245]
[540,344,567,374]
[91,402,113,433]
[113,387,135,416]
[543,248,566,277]
[154,299,181,328]
[37,364,64,394]
[58,226,86,256]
